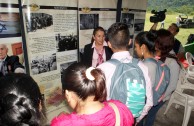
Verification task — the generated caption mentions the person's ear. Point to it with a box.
[128,39,132,46]
[92,35,95,40]
[141,44,145,52]
[107,41,112,49]
[5,47,8,54]
[39,100,42,112]
[65,90,71,102]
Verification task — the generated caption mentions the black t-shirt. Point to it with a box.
[173,38,181,54]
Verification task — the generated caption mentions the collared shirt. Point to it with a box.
[0,56,7,72]
[97,51,153,122]
[0,56,25,74]
[91,41,108,67]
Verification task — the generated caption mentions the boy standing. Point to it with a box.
[97,22,153,122]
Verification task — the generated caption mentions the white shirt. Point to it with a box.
[97,51,153,122]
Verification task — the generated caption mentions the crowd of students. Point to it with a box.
[0,22,181,126]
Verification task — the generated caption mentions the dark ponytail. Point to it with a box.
[0,94,39,126]
[0,73,46,126]
[135,30,157,53]
[62,62,107,102]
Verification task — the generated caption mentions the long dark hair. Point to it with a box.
[135,30,157,53]
[0,73,46,126]
[61,62,107,102]
[155,29,181,66]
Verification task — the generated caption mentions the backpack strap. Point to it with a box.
[144,58,158,64]
[108,102,120,126]
[107,59,121,66]
[132,58,139,64]
[108,58,140,66]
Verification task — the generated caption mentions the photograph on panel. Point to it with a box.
[24,13,53,33]
[60,61,76,77]
[134,19,145,32]
[55,33,78,52]
[31,53,57,75]
[80,14,99,30]
[0,13,21,38]
[121,13,134,28]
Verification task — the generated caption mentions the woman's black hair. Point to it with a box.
[0,73,46,126]
[61,62,107,102]
[135,30,157,53]
[91,26,105,43]
[155,29,181,66]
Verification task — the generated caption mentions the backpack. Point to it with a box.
[145,58,170,106]
[108,58,146,118]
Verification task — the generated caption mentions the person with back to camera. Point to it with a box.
[139,29,181,126]
[134,30,172,126]
[97,22,153,123]
[82,26,113,67]
[0,73,46,126]
[51,62,134,126]
[134,31,158,89]
[151,22,185,60]
[0,44,25,77]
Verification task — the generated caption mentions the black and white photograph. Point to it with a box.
[56,33,77,52]
[121,13,134,28]
[134,19,145,32]
[0,13,21,38]
[31,53,57,75]
[60,61,76,76]
[25,13,53,33]
[80,14,99,30]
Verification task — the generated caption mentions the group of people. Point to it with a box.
[0,22,182,126]
[80,22,181,126]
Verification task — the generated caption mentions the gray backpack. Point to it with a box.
[108,58,146,118]
[145,58,170,106]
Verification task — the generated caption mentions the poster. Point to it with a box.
[122,0,147,55]
[122,0,147,37]
[78,0,117,52]
[0,0,24,65]
[21,0,78,121]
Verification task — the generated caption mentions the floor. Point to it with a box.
[154,101,194,126]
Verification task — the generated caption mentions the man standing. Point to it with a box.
[0,44,25,76]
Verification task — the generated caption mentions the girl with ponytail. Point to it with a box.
[51,62,134,126]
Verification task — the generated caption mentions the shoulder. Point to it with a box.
[84,43,93,48]
[51,113,77,126]
[136,59,148,71]
[165,57,180,69]
[144,60,158,69]
[175,38,181,44]
[97,60,116,71]
[108,100,134,125]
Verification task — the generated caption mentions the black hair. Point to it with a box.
[135,30,157,53]
[155,29,181,66]
[61,62,107,102]
[91,26,105,43]
[171,23,179,33]
[107,22,130,50]
[0,73,46,126]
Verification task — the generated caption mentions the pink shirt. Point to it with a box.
[51,100,134,126]
[97,51,153,122]
[92,41,108,67]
